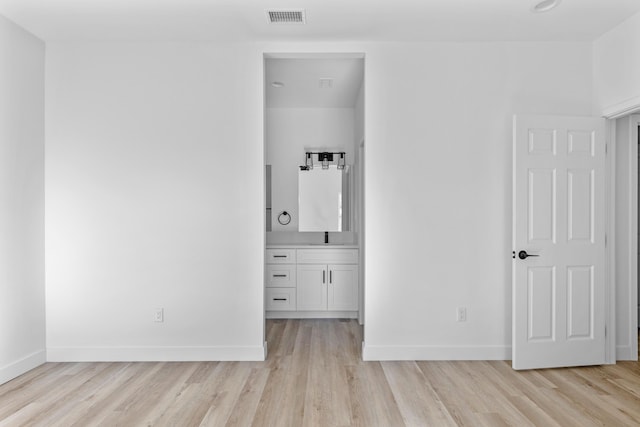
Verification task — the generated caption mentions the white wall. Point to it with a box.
[45,42,265,361]
[593,12,640,116]
[266,107,354,233]
[45,39,595,362]
[0,15,45,383]
[362,42,594,359]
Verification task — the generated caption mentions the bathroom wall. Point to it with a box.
[0,15,45,384]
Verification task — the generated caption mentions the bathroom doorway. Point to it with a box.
[262,53,365,358]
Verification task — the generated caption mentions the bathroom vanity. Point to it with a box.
[265,245,359,319]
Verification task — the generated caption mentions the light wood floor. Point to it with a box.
[1,320,639,426]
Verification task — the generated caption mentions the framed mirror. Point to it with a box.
[298,166,343,232]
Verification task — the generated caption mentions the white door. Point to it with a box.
[513,114,606,370]
[296,264,328,311]
[327,264,358,311]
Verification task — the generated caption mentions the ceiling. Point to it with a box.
[0,0,639,42]
[266,58,364,108]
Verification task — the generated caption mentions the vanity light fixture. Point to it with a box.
[301,151,345,171]
[531,0,561,13]
[319,152,333,169]
[271,81,285,88]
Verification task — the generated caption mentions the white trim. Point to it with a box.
[627,115,640,360]
[362,344,510,361]
[46,345,267,362]
[0,350,46,385]
[616,345,636,361]
[266,310,358,319]
[263,52,365,60]
[602,96,640,119]
[606,119,617,364]
[612,114,640,362]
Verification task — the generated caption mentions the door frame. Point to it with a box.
[261,51,367,354]
[606,118,617,364]
[607,114,640,361]
[604,99,640,362]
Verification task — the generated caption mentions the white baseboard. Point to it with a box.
[266,310,358,319]
[362,344,511,361]
[46,344,267,362]
[616,345,638,361]
[0,350,46,385]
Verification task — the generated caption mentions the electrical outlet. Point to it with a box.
[154,308,164,323]
[456,307,467,322]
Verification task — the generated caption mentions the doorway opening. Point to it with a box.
[262,53,365,358]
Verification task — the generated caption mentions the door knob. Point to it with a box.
[518,250,539,260]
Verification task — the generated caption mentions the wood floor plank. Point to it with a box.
[345,362,406,427]
[224,367,271,427]
[382,361,457,427]
[0,321,638,427]
[153,361,239,426]
[303,320,353,427]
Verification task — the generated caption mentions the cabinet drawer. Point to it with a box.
[296,249,358,264]
[265,288,297,311]
[266,249,296,264]
[265,264,296,287]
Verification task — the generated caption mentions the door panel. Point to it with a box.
[513,114,606,370]
[327,264,358,311]
[296,264,327,311]
[527,267,556,341]
[567,169,594,242]
[567,266,593,339]
[528,168,556,243]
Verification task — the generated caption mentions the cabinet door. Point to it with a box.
[327,264,358,311]
[296,264,328,311]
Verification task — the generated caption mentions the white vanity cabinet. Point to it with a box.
[297,263,358,311]
[265,249,297,311]
[266,247,358,318]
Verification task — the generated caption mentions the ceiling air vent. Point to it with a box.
[266,9,306,24]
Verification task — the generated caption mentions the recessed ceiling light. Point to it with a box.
[531,0,561,13]
[271,81,285,88]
